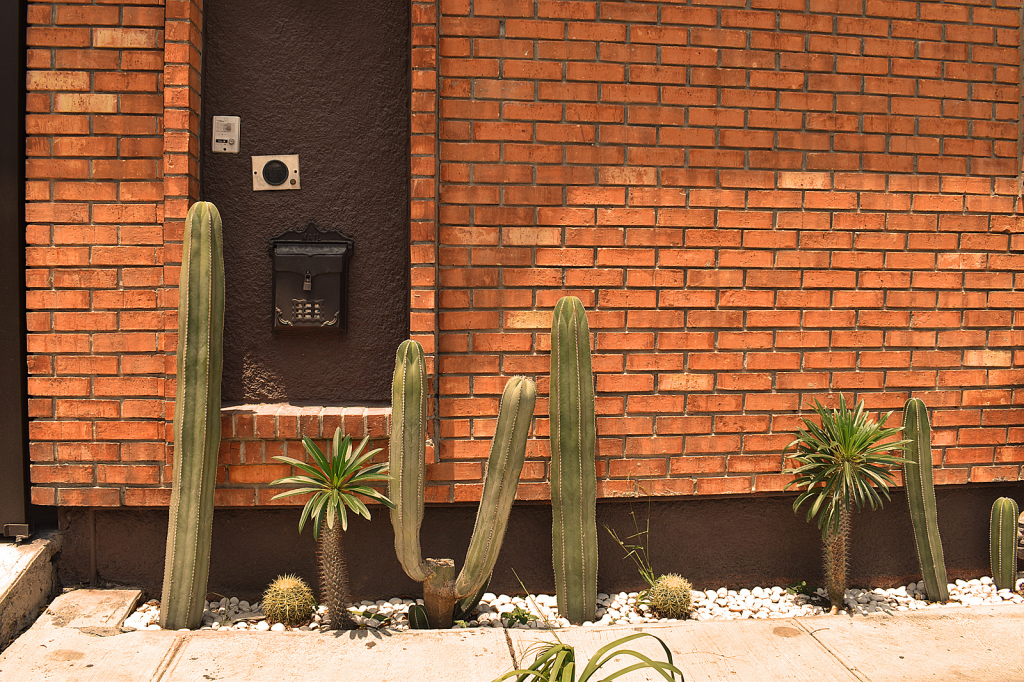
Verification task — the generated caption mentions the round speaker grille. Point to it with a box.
[262,159,289,186]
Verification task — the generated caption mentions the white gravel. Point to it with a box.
[125,575,1024,632]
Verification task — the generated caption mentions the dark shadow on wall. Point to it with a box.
[201,0,411,403]
[58,483,1021,602]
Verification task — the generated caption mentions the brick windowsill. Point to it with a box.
[220,403,391,442]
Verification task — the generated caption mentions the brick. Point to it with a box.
[53,94,119,113]
[57,488,121,506]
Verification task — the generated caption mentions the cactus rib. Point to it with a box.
[390,340,432,583]
[159,201,225,630]
[901,398,949,602]
[455,376,537,597]
[990,497,1019,591]
[550,296,598,625]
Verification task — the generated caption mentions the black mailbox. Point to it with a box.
[270,222,353,331]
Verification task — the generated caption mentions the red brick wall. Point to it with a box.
[26,0,169,507]
[431,0,1024,500]
[25,0,1024,507]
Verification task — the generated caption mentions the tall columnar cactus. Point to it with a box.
[990,497,1019,590]
[390,341,537,628]
[160,202,224,630]
[901,398,949,602]
[391,340,431,583]
[550,296,597,625]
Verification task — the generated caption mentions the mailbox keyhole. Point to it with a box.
[303,271,312,291]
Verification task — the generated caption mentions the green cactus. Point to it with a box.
[407,604,429,629]
[549,296,597,625]
[262,574,317,626]
[391,340,432,583]
[389,341,537,628]
[159,201,224,631]
[452,578,489,622]
[990,497,1019,590]
[646,574,693,620]
[901,398,949,602]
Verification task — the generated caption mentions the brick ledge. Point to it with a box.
[221,403,391,441]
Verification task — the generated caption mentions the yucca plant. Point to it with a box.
[784,400,908,612]
[493,633,684,682]
[270,429,394,630]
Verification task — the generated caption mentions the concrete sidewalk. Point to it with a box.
[1,589,1021,682]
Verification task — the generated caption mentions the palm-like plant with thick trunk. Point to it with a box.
[270,430,394,629]
[785,400,908,612]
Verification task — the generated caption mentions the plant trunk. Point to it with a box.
[423,558,458,629]
[824,506,850,612]
[317,521,357,630]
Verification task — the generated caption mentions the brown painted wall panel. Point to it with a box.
[58,483,1024,601]
[201,0,411,403]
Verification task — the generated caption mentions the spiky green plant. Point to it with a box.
[390,340,537,628]
[261,574,317,626]
[785,399,908,611]
[270,429,394,630]
[492,633,684,682]
[160,201,224,631]
[550,296,597,625]
[646,574,693,620]
[901,397,948,602]
[407,603,429,629]
[990,497,1019,591]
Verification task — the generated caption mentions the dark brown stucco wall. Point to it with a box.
[201,0,410,403]
[59,483,1022,602]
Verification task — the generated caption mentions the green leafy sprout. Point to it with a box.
[493,633,684,682]
[784,399,909,539]
[605,501,657,590]
[270,429,395,539]
[785,581,809,596]
[495,570,685,682]
[501,605,538,626]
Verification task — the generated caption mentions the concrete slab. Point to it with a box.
[509,620,859,682]
[39,588,143,633]
[0,629,182,682]
[161,627,516,682]
[0,532,61,650]
[0,588,167,682]
[798,605,1024,682]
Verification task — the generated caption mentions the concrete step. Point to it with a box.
[0,532,61,651]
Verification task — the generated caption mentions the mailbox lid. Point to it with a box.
[273,242,350,257]
[273,250,349,277]
[270,223,354,276]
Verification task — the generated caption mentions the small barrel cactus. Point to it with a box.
[990,497,1020,591]
[646,574,693,620]
[262,574,317,626]
[407,604,429,629]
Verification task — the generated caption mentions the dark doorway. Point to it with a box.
[202,0,411,403]
[0,0,29,537]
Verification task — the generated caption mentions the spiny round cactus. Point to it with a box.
[646,574,693,620]
[261,574,317,626]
